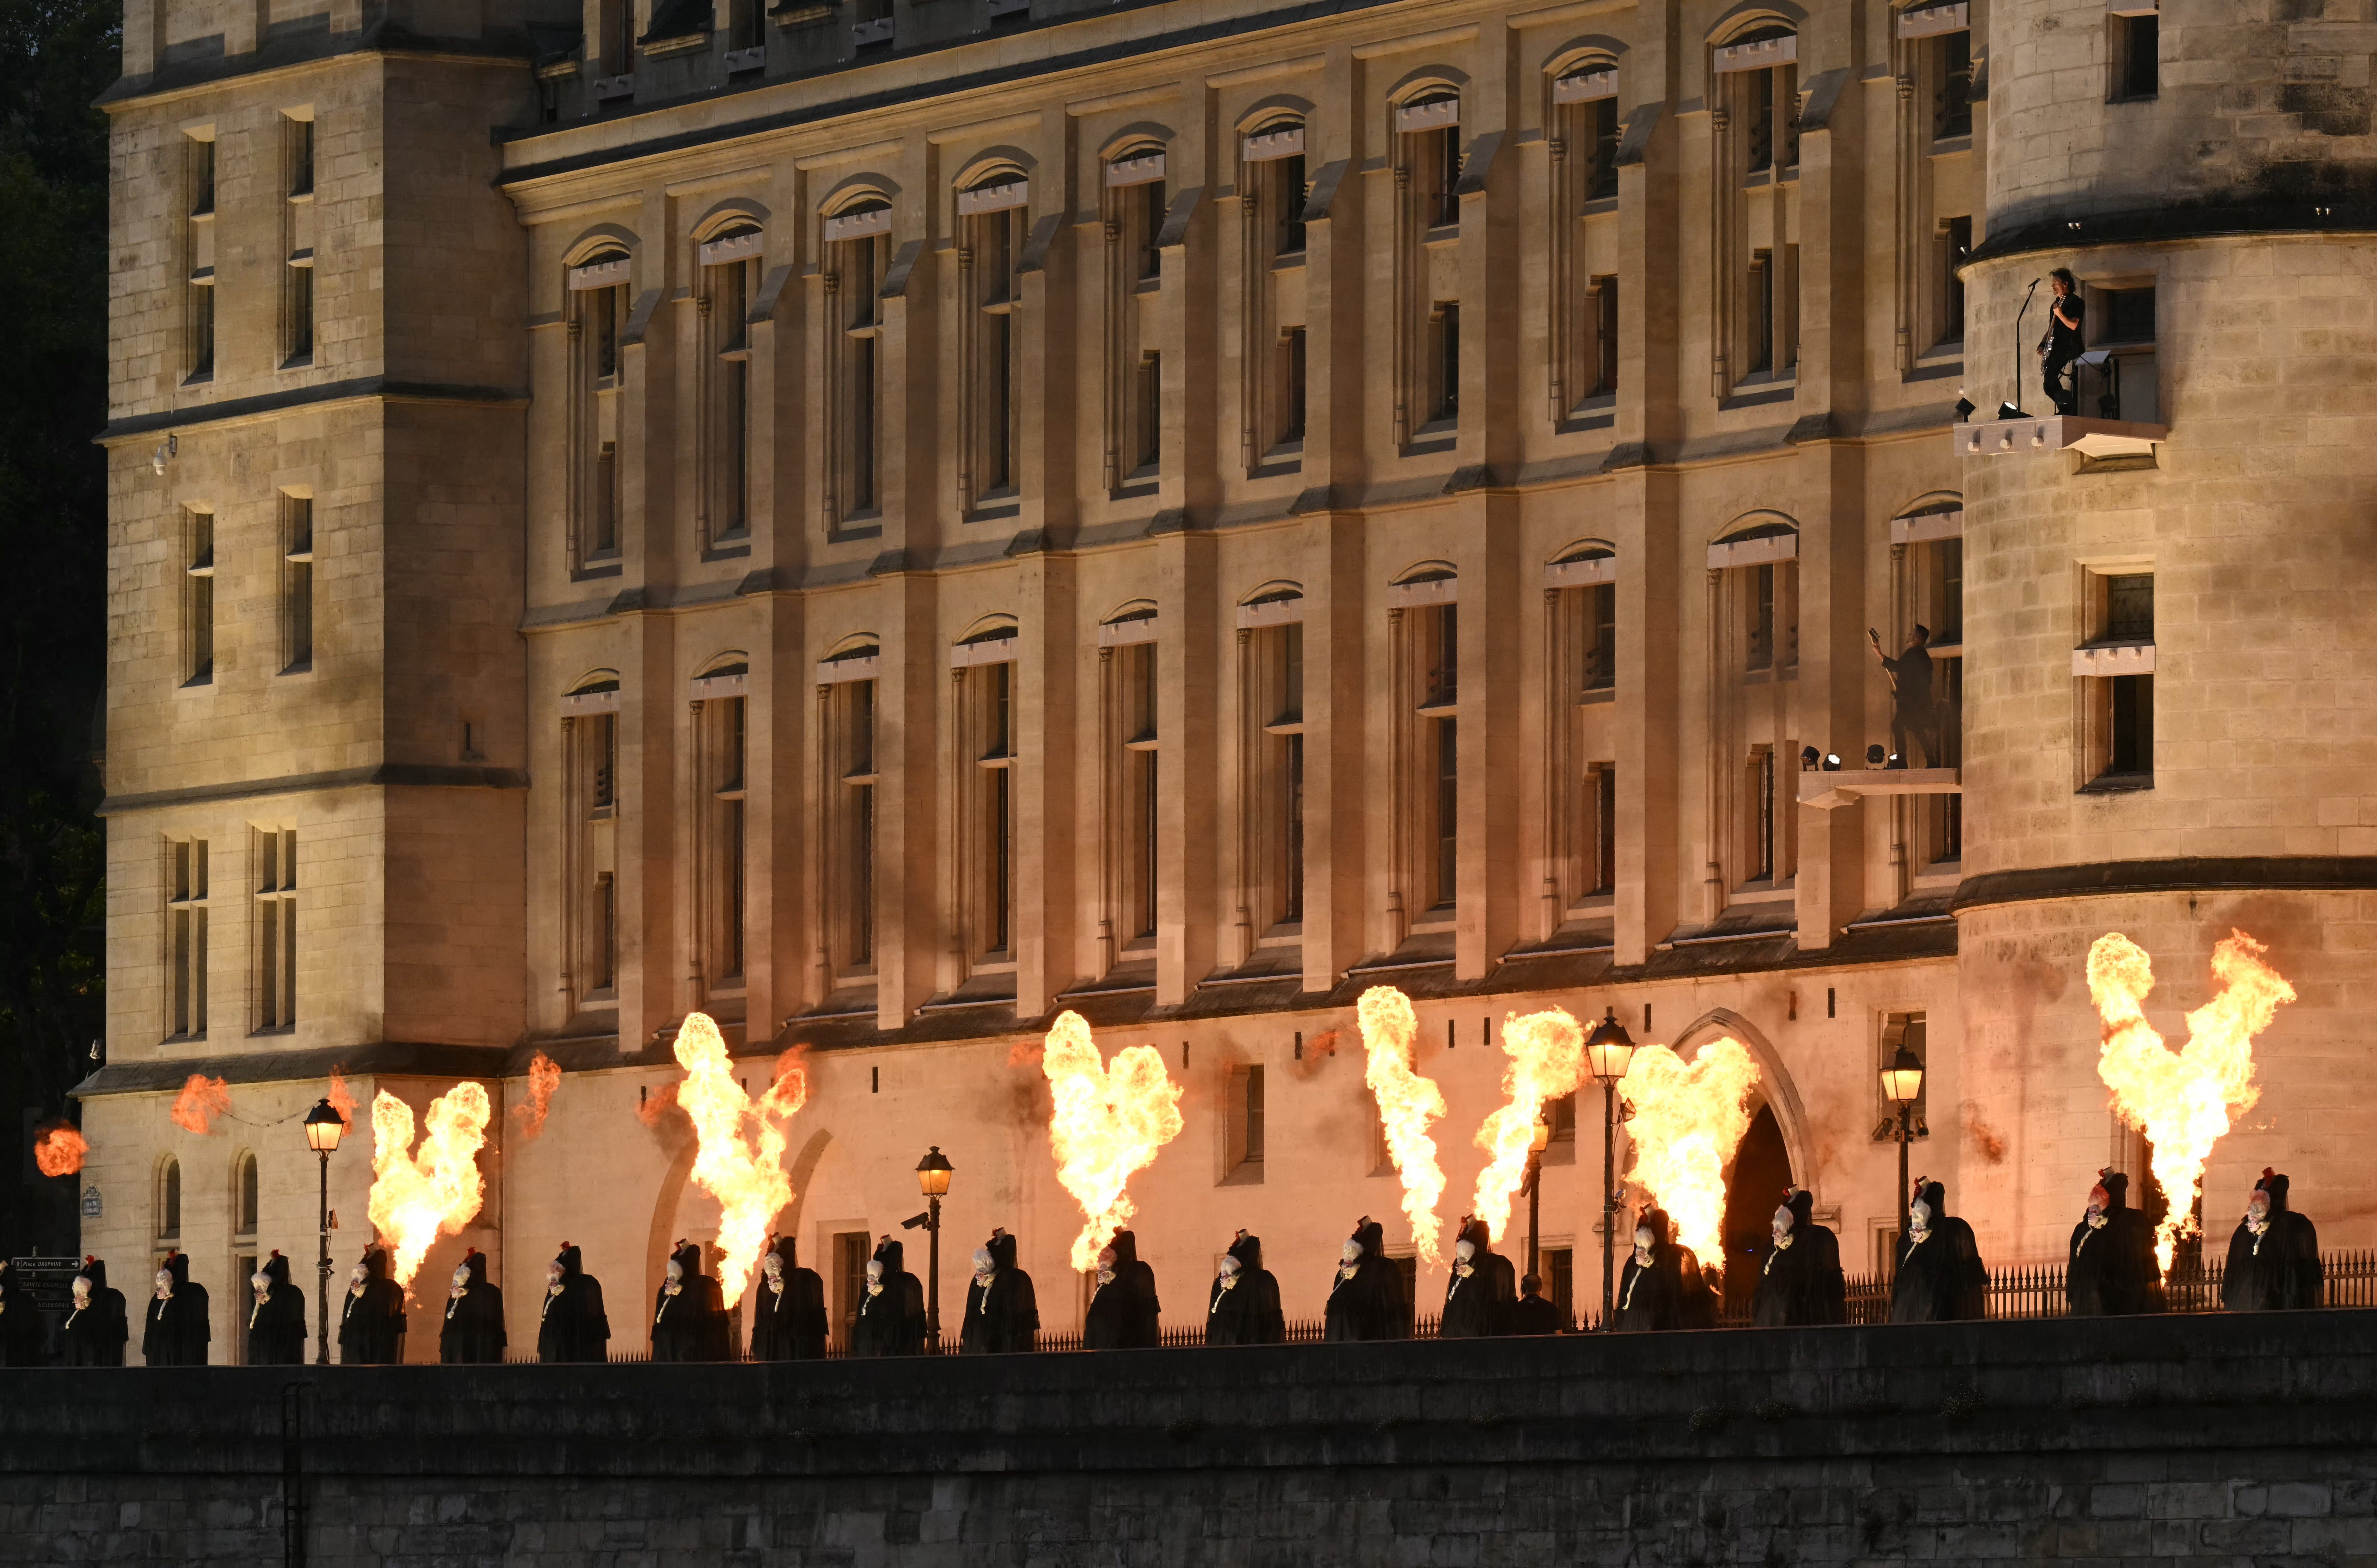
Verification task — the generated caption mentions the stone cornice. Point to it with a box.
[99,764,530,816]
[1952,856,2377,914]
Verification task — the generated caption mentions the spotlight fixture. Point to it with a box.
[1866,744,1887,767]
[1887,752,1905,770]
[1822,753,1842,772]
[1953,390,1976,422]
[1800,746,1820,772]
[1996,400,2026,421]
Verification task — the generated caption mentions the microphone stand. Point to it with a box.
[2008,278,2040,416]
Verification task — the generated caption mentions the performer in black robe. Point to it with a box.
[850,1234,927,1357]
[0,1259,48,1366]
[1612,1209,1686,1332]
[2067,1169,2162,1317]
[1324,1216,1408,1341]
[337,1245,408,1365]
[1083,1229,1161,1349]
[1889,1178,1988,1323]
[1438,1215,1516,1338]
[141,1250,211,1367]
[60,1257,127,1367]
[245,1252,307,1367]
[1509,1273,1563,1335]
[1753,1188,1848,1327]
[1205,1230,1285,1346]
[960,1228,1040,1354]
[747,1234,828,1360]
[439,1248,507,1364]
[536,1242,610,1364]
[651,1240,729,1361]
[2222,1168,2323,1312]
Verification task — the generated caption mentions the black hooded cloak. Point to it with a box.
[1324,1218,1408,1342]
[244,1253,307,1367]
[1753,1190,1848,1327]
[850,1234,927,1357]
[1890,1180,1989,1323]
[750,1235,832,1360]
[0,1260,48,1366]
[61,1258,127,1367]
[142,1251,212,1367]
[1438,1216,1516,1338]
[1205,1231,1285,1346]
[961,1230,1040,1354]
[440,1249,507,1364]
[2222,1170,2323,1312]
[1612,1209,1687,1332]
[1083,1229,1162,1349]
[337,1247,408,1364]
[652,1241,729,1362]
[537,1243,610,1364]
[2067,1171,2162,1317]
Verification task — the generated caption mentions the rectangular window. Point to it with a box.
[834,1230,870,1346]
[707,255,753,546]
[166,838,210,1039]
[576,277,627,566]
[706,694,748,984]
[967,207,1020,503]
[184,510,215,686]
[1227,1063,1267,1175]
[1746,747,1777,883]
[1115,643,1159,943]
[282,114,316,367]
[1430,303,1460,424]
[1582,98,1619,202]
[2108,675,2154,777]
[1592,764,1617,895]
[281,496,314,673]
[186,135,215,382]
[573,707,621,1005]
[969,659,1017,958]
[830,228,886,521]
[285,263,314,365]
[1134,178,1165,284]
[1592,276,1620,397]
[593,444,620,555]
[1273,152,1307,256]
[1748,562,1777,672]
[727,0,762,50]
[1938,215,1971,349]
[2083,571,2154,788]
[1426,127,1461,229]
[253,828,297,1032]
[2112,13,2158,102]
[1280,327,1307,444]
[1583,582,1617,691]
[1247,618,1306,933]
[1433,716,1459,909]
[827,675,879,974]
[1544,1247,1574,1326]
[1931,29,1974,140]
[1747,250,1774,374]
[1135,351,1162,473]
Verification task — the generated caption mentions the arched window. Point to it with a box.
[234,1151,258,1237]
[822,196,893,523]
[158,1158,182,1243]
[566,243,633,564]
[956,170,1029,509]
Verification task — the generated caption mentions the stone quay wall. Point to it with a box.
[4,1310,2374,1565]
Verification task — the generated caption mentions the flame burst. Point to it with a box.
[169,1074,232,1135]
[673,1012,806,1308]
[1618,1037,1761,1263]
[367,1083,492,1290]
[1471,1008,1586,1242]
[34,1123,87,1177]
[327,1066,358,1130]
[512,1051,563,1140]
[1041,1010,1185,1271]
[2087,930,2294,1275]
[1355,987,1450,1264]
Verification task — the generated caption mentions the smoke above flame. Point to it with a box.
[1041,1010,1185,1272]
[1355,987,1450,1264]
[1471,1008,1586,1243]
[327,1066,358,1130]
[367,1083,492,1290]
[512,1051,563,1141]
[672,1012,806,1308]
[34,1122,87,1177]
[169,1074,233,1135]
[2087,930,2294,1275]
[1618,1037,1761,1263]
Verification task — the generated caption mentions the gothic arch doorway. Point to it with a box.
[1720,1102,1794,1316]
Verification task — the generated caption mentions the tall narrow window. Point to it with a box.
[1592,764,1617,895]
[1745,747,1777,883]
[1394,93,1463,447]
[184,510,215,686]
[1583,583,1616,692]
[2086,572,2155,787]
[281,495,314,673]
[1273,152,1307,256]
[1593,277,1620,398]
[253,827,297,1031]
[1105,152,1166,489]
[235,1152,259,1238]
[1280,328,1307,444]
[566,684,623,1007]
[702,236,757,549]
[1111,640,1159,944]
[823,672,879,973]
[700,686,749,987]
[1241,601,1307,942]
[1242,126,1311,471]
[1717,35,1801,396]
[1430,303,1460,424]
[1550,69,1620,418]
[1747,250,1774,374]
[1134,353,1162,473]
[282,113,316,367]
[1930,28,1974,139]
[1279,622,1305,925]
[1937,215,1971,350]
[1748,563,1777,672]
[159,1159,182,1245]
[1227,1063,1267,1177]
[960,181,1025,507]
[988,662,1014,953]
[1427,605,1458,909]
[186,134,216,382]
[2111,12,2158,102]
[167,839,210,1039]
[570,254,630,567]
[824,203,891,524]
[958,637,1021,965]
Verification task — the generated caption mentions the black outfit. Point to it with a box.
[440,1251,507,1365]
[1438,1218,1516,1338]
[0,1261,48,1366]
[1889,1181,1989,1323]
[141,1253,211,1367]
[1880,641,1938,767]
[1083,1229,1162,1349]
[337,1248,409,1365]
[651,1242,730,1362]
[1324,1219,1408,1342]
[1612,1210,1687,1332]
[2222,1171,2323,1313]
[1205,1233,1286,1346]
[537,1244,611,1364]
[2042,291,2085,414]
[848,1236,926,1358]
[960,1231,1040,1354]
[244,1254,307,1367]
[60,1260,128,1367]
[751,1236,832,1360]
[1753,1191,1848,1327]
[1508,1292,1563,1335]
[2067,1173,2162,1317]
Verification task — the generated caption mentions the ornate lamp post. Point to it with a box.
[1524,1114,1552,1280]
[1584,1008,1637,1331]
[914,1147,953,1349]
[1881,1045,1926,1265]
[301,1099,346,1366]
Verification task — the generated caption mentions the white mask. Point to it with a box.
[154,1269,174,1300]
[1097,1248,1116,1271]
[763,1253,784,1280]
[1455,1239,1475,1263]
[547,1262,565,1288]
[450,1265,471,1296]
[666,1259,683,1283]
[1910,1199,1934,1231]
[2248,1193,2271,1222]
[1340,1239,1363,1265]
[865,1260,885,1283]
[972,1247,995,1274]
[1632,1227,1654,1259]
[1772,1205,1794,1242]
[349,1264,369,1293]
[72,1278,91,1306]
[1217,1256,1240,1281]
[253,1270,272,1296]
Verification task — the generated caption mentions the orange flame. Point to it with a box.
[2087,929,2294,1275]
[34,1123,87,1177]
[1618,1037,1761,1263]
[327,1067,357,1130]
[169,1074,232,1135]
[673,1012,805,1308]
[1470,1008,1586,1243]
[1041,1010,1185,1271]
[1355,987,1450,1264]
[366,1083,492,1290]
[512,1051,563,1141]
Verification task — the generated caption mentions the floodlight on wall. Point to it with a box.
[1800,746,1821,772]
[1866,744,1887,766]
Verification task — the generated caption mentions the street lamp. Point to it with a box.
[302,1098,346,1366]
[1524,1114,1552,1281]
[1584,1007,1637,1331]
[914,1147,953,1349]
[1881,1045,1925,1267]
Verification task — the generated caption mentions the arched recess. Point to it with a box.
[568,668,621,697]
[647,1119,836,1324]
[156,1154,182,1244]
[1668,1006,1814,1195]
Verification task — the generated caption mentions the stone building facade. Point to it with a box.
[78,0,2377,1358]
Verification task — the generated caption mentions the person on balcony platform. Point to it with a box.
[1509,1273,1564,1335]
[440,1249,506,1365]
[60,1257,127,1367]
[1324,1216,1407,1342]
[1754,1188,1848,1327]
[751,1234,831,1360]
[1205,1231,1284,1346]
[1888,1178,1987,1323]
[1083,1228,1161,1349]
[141,1250,211,1367]
[337,1245,407,1365]
[1612,1208,1688,1332]
[651,1240,729,1361]
[1438,1215,1514,1338]
[2221,1169,2323,1312]
[245,1252,306,1366]
[850,1234,926,1357]
[2038,266,2085,415]
[960,1228,1039,1354]
[2067,1169,2163,1317]
[537,1242,610,1364]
